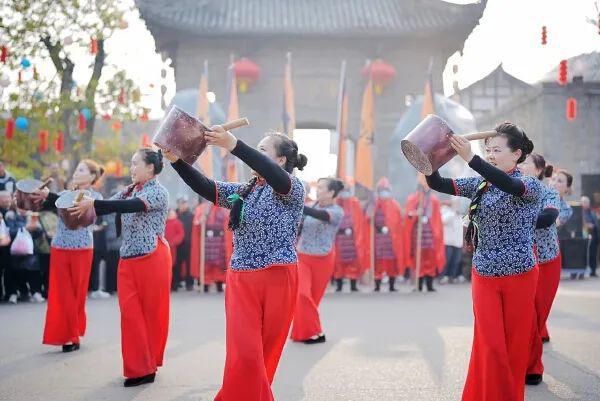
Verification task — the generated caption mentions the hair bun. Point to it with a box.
[521,132,534,155]
[296,154,308,171]
[544,165,554,178]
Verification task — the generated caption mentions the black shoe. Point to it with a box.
[542,337,550,343]
[374,279,381,292]
[418,277,424,292]
[124,373,156,387]
[350,279,358,292]
[303,334,326,344]
[389,277,397,292]
[62,343,80,353]
[426,276,435,292]
[525,374,543,385]
[203,284,210,293]
[590,272,598,277]
[335,279,343,292]
[216,282,224,292]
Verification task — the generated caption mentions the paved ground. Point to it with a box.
[0,278,599,401]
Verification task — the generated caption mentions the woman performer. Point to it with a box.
[333,185,366,292]
[164,128,306,401]
[425,122,543,401]
[291,177,344,344]
[70,148,170,387]
[37,160,104,352]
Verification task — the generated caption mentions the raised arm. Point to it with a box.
[426,172,456,195]
[93,199,146,216]
[468,155,525,196]
[303,205,331,222]
[171,159,217,203]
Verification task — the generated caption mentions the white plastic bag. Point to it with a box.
[10,227,34,255]
[0,218,9,246]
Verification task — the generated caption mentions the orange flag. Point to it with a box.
[224,61,239,182]
[282,52,296,138]
[421,59,435,118]
[355,67,375,191]
[196,60,212,177]
[336,60,349,180]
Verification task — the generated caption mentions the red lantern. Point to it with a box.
[361,59,396,95]
[55,131,64,153]
[234,58,261,93]
[139,110,149,122]
[90,38,98,54]
[566,97,577,121]
[102,113,111,121]
[111,120,122,133]
[38,130,49,153]
[118,88,125,104]
[541,26,547,45]
[558,60,568,86]
[0,46,7,63]
[78,113,86,132]
[5,118,15,139]
[141,133,150,148]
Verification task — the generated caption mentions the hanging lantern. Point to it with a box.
[361,59,396,95]
[38,130,49,153]
[20,58,31,69]
[102,113,111,121]
[139,109,149,122]
[78,113,87,133]
[0,74,9,87]
[234,58,261,93]
[15,116,29,131]
[5,118,15,139]
[118,88,125,104]
[541,26,547,45]
[558,60,568,86]
[141,133,150,148]
[1,46,7,63]
[90,38,98,54]
[55,131,64,153]
[111,120,122,133]
[566,97,577,121]
[80,108,92,120]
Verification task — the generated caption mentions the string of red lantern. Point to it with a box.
[55,131,64,153]
[78,113,87,132]
[38,130,49,153]
[90,38,98,55]
[5,118,15,139]
[0,46,7,63]
[118,88,125,104]
[566,98,577,121]
[141,133,150,147]
[558,60,568,86]
[541,26,547,45]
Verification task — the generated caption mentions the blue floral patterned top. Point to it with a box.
[297,204,344,256]
[453,169,543,276]
[558,198,573,225]
[111,179,168,258]
[52,189,102,249]
[535,185,562,263]
[215,176,305,270]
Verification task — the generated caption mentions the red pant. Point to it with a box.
[462,266,538,401]
[118,240,172,378]
[291,252,334,341]
[205,263,227,285]
[374,259,398,280]
[527,253,562,375]
[215,264,298,401]
[43,247,93,346]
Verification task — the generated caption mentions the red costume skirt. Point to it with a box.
[205,263,227,285]
[374,259,398,280]
[118,239,172,378]
[43,247,93,346]
[291,251,335,341]
[527,253,562,375]
[215,264,298,401]
[462,266,538,401]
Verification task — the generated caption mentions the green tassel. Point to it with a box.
[227,194,246,223]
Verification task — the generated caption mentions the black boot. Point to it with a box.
[525,374,543,385]
[418,277,424,292]
[374,279,381,292]
[124,373,156,387]
[304,334,326,344]
[62,343,80,353]
[350,279,358,292]
[335,279,343,292]
[426,276,436,292]
[216,282,224,292]
[389,277,397,292]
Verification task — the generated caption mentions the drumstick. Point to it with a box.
[37,178,53,190]
[75,191,85,203]
[462,130,497,141]
[221,118,250,131]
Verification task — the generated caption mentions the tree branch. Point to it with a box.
[40,35,63,73]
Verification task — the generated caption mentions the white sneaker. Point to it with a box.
[31,292,45,303]
[8,294,17,304]
[439,276,450,285]
[97,290,110,299]
[457,275,466,283]
[90,290,101,299]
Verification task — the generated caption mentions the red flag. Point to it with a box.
[196,60,213,177]
[282,52,296,138]
[336,61,349,180]
[355,63,375,191]
[224,61,239,181]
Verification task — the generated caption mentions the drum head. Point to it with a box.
[401,140,433,176]
[55,190,91,209]
[16,179,43,194]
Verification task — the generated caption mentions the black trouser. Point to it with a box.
[89,250,107,292]
[589,236,599,275]
[443,246,463,279]
[38,253,50,298]
[5,268,42,296]
[176,244,193,287]
[105,250,119,293]
[0,246,10,300]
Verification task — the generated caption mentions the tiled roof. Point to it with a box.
[136,0,486,38]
